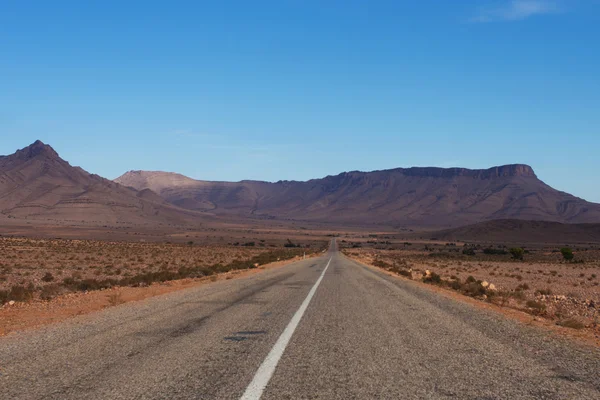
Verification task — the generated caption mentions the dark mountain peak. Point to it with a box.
[15,140,60,161]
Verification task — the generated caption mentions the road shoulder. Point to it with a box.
[343,252,600,348]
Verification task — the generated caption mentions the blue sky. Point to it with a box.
[1,0,599,202]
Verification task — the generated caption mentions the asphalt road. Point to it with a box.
[1,242,599,399]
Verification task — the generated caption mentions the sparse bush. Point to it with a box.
[63,277,76,285]
[510,248,525,260]
[495,291,511,306]
[525,300,546,315]
[560,247,574,262]
[0,290,9,304]
[397,269,412,278]
[373,259,392,269]
[463,282,486,297]
[41,272,55,282]
[462,248,476,256]
[449,280,463,291]
[40,284,61,301]
[423,272,442,284]
[7,285,35,302]
[483,248,508,255]
[557,318,585,330]
[284,239,300,248]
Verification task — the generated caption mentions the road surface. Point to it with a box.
[1,242,599,399]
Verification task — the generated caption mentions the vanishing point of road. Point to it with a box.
[1,241,599,399]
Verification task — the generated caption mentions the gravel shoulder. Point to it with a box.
[344,251,600,347]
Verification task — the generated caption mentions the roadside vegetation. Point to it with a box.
[0,237,323,305]
[341,239,599,333]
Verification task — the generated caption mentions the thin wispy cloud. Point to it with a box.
[472,0,562,22]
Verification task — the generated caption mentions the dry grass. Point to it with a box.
[0,237,322,304]
[107,291,124,306]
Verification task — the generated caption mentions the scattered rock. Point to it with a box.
[488,284,496,291]
[8,301,15,306]
[586,300,596,309]
[425,270,431,277]
[481,281,489,288]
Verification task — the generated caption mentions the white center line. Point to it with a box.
[240,257,332,400]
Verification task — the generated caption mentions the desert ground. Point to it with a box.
[3,238,599,399]
[340,236,600,338]
[0,230,329,304]
[0,222,334,335]
[2,219,600,344]
[1,223,600,399]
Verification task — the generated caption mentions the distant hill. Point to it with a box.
[116,165,600,228]
[4,141,599,230]
[0,141,204,226]
[431,219,600,244]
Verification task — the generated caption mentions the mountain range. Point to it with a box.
[116,165,600,227]
[2,140,600,229]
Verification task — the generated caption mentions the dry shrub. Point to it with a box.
[525,300,546,315]
[422,272,442,284]
[40,284,61,301]
[557,318,585,330]
[5,285,35,302]
[107,291,124,306]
